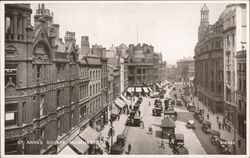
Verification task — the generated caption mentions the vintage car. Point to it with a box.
[173,147,189,155]
[110,143,124,154]
[187,103,196,112]
[210,130,221,145]
[193,111,201,119]
[176,99,182,106]
[163,110,177,121]
[125,116,142,126]
[116,134,126,147]
[197,115,204,122]
[169,134,185,148]
[216,138,232,154]
[155,99,162,106]
[152,107,162,116]
[186,120,195,129]
[201,120,212,134]
[150,92,159,98]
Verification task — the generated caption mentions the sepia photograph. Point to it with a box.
[0,0,249,157]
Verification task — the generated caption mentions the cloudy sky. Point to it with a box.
[30,2,228,65]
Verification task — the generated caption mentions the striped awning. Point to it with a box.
[59,145,78,155]
[156,83,161,88]
[114,98,126,108]
[120,94,130,105]
[135,87,142,92]
[79,126,101,143]
[143,87,149,93]
[147,87,153,92]
[69,136,89,154]
[127,87,134,93]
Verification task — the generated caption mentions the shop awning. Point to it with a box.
[143,87,149,93]
[114,98,126,109]
[111,106,120,115]
[127,87,134,93]
[120,94,130,105]
[135,87,142,92]
[147,87,153,92]
[59,145,78,155]
[79,126,101,143]
[69,136,89,154]
[156,83,161,88]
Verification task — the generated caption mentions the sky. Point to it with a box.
[30,2,229,65]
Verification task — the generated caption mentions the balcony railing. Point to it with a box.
[5,33,24,41]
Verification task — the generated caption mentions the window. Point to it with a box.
[227,35,230,46]
[71,112,74,129]
[40,94,45,116]
[90,85,92,96]
[243,63,246,72]
[5,64,17,86]
[243,80,246,91]
[238,63,242,71]
[96,83,98,93]
[238,79,242,91]
[90,71,92,79]
[56,90,60,107]
[37,65,41,79]
[5,16,11,33]
[5,103,18,126]
[232,34,235,46]
[71,87,74,103]
[137,69,141,74]
[57,119,61,136]
[80,105,87,119]
[22,102,25,123]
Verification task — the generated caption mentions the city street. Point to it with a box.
[123,85,207,155]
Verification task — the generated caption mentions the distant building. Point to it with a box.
[126,43,167,95]
[176,57,194,83]
[166,65,177,81]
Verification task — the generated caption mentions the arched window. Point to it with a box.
[5,15,13,34]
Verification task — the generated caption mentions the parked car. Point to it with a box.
[186,120,195,129]
[110,143,124,154]
[150,92,159,98]
[173,147,189,155]
[201,120,212,134]
[210,130,221,145]
[187,103,195,112]
[152,107,162,116]
[176,99,182,106]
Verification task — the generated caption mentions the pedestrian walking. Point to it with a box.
[217,116,219,122]
[238,137,242,148]
[222,123,225,130]
[207,113,209,120]
[149,101,151,106]
[160,140,165,149]
[128,143,131,154]
[212,110,215,115]
[218,121,221,130]
[140,120,144,129]
[117,115,120,120]
[105,141,110,152]
[138,110,141,117]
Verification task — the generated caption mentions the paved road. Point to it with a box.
[124,96,172,154]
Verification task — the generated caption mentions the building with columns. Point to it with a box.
[194,4,224,113]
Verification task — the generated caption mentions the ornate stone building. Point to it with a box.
[194,4,224,113]
[5,4,109,155]
[222,4,246,135]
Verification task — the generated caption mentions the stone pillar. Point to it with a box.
[13,12,18,40]
[23,15,28,41]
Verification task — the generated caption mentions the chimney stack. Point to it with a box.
[80,36,90,59]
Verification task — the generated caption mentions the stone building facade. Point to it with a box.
[194,4,224,113]
[4,4,109,155]
[222,4,246,133]
[176,58,195,83]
